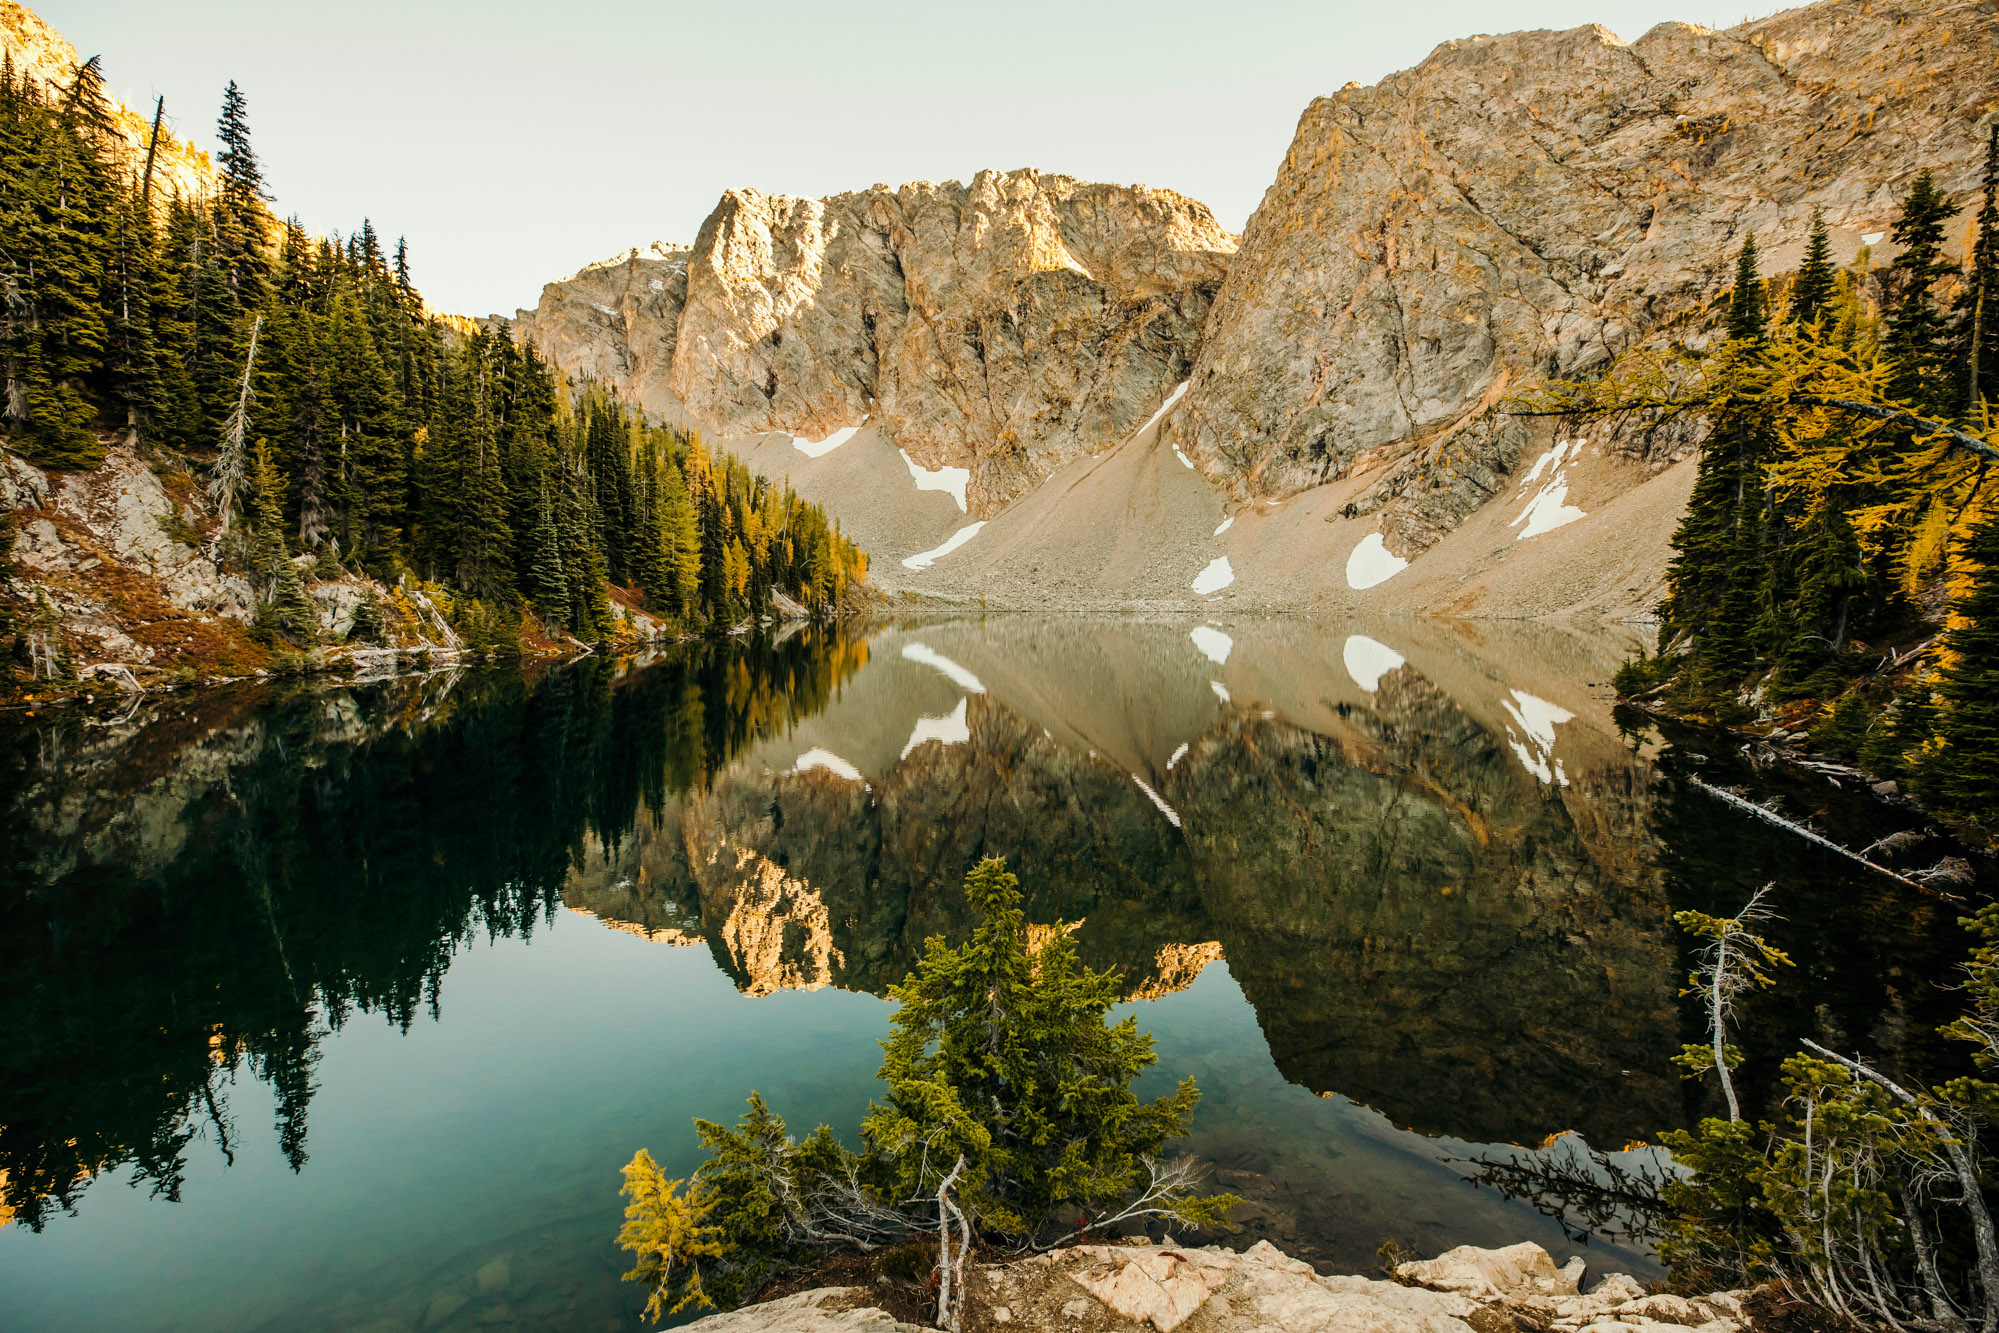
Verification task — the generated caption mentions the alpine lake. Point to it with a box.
[0,616,1984,1332]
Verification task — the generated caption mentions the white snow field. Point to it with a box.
[1345,533,1408,589]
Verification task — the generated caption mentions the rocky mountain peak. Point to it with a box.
[515,168,1237,511]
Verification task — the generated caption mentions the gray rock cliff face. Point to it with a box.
[1170,0,1996,545]
[518,170,1237,513]
[511,242,694,421]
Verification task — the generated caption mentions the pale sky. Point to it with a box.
[44,1,1782,318]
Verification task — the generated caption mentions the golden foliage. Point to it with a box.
[616,1148,731,1321]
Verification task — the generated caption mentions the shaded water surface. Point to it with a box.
[0,619,1975,1331]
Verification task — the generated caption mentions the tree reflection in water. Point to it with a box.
[0,630,866,1229]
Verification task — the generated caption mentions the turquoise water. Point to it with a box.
[0,619,1975,1331]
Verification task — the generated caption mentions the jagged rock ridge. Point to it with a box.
[515,169,1237,512]
[511,0,1993,608]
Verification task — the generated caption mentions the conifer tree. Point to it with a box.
[102,179,166,439]
[1789,211,1837,334]
[1883,171,1962,415]
[1663,234,1773,698]
[328,290,402,563]
[11,57,116,466]
[393,236,415,308]
[1937,510,1999,817]
[1956,125,1999,418]
[522,477,567,621]
[1727,233,1768,344]
[248,436,316,643]
[213,80,267,304]
[657,448,702,617]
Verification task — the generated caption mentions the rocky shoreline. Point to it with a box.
[0,442,838,708]
[694,1240,1753,1333]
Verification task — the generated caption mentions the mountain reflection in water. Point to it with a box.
[0,618,1972,1331]
[572,623,1678,1149]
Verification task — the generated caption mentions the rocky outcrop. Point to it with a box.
[0,441,650,691]
[510,242,695,421]
[0,1,218,204]
[515,171,1237,513]
[708,1240,1746,1333]
[1170,0,1996,549]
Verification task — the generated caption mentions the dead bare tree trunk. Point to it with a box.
[936,1154,967,1332]
[141,95,163,205]
[207,314,261,562]
[1711,933,1742,1121]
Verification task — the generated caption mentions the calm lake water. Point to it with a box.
[0,617,1979,1332]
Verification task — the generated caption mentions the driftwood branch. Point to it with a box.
[1688,778,1925,890]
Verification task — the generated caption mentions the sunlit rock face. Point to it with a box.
[1171,0,1993,545]
[511,243,694,422]
[519,171,1237,513]
[0,3,217,203]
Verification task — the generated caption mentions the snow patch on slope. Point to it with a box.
[791,421,865,459]
[1192,557,1234,596]
[900,449,971,512]
[1511,439,1587,540]
[902,522,985,570]
[1345,533,1407,589]
[1136,381,1190,438]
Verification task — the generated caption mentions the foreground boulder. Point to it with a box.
[698,1239,1743,1333]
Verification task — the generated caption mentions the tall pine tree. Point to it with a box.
[1789,210,1837,333]
[1956,125,1999,419]
[1883,170,1962,415]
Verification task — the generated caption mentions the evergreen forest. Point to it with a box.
[0,55,866,652]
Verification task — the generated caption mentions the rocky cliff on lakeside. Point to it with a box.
[694,1238,1755,1333]
[0,441,683,695]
